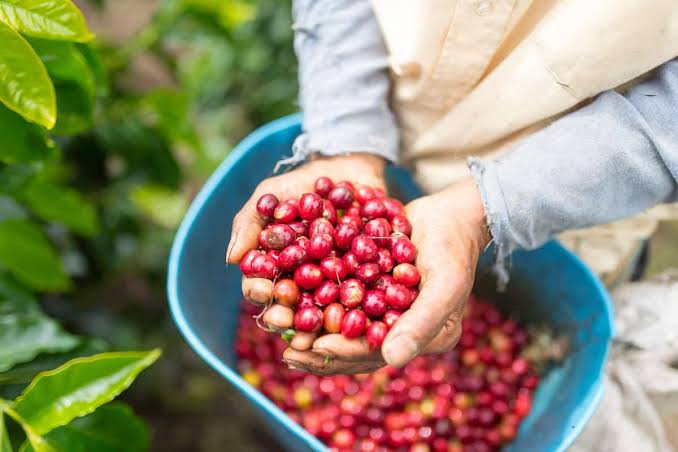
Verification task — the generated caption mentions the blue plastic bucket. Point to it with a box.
[168,114,613,452]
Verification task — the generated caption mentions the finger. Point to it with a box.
[290,332,317,351]
[283,349,385,375]
[262,303,294,331]
[422,316,463,355]
[382,257,470,367]
[311,334,384,362]
[242,277,273,306]
[227,189,269,264]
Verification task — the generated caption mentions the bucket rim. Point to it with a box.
[167,113,613,452]
[167,113,326,450]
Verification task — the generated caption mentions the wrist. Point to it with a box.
[438,179,491,255]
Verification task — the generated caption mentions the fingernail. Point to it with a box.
[282,359,299,370]
[226,230,240,262]
[226,240,235,262]
[382,335,418,368]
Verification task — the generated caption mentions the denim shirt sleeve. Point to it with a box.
[283,0,399,169]
[470,59,678,284]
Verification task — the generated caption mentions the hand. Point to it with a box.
[227,153,386,326]
[282,179,491,374]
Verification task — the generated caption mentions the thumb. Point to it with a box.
[381,263,469,367]
[227,198,267,264]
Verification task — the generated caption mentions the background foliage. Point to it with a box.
[0,0,297,450]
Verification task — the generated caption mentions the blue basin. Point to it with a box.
[168,114,613,452]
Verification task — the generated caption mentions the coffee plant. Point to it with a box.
[1,0,298,449]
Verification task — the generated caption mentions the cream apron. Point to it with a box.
[371,0,678,285]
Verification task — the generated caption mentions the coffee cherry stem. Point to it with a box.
[252,274,279,332]
[280,328,297,343]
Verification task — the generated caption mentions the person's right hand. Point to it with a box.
[281,179,491,374]
[227,153,386,341]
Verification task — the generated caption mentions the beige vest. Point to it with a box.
[372,0,678,284]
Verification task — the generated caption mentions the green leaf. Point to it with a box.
[0,339,107,386]
[0,274,79,373]
[0,0,92,42]
[0,299,79,372]
[22,180,98,236]
[74,44,107,97]
[0,196,28,223]
[28,39,94,97]
[0,413,12,452]
[130,185,187,229]
[13,350,161,435]
[183,0,255,28]
[219,1,255,28]
[27,39,95,134]
[0,274,35,310]
[141,90,198,148]
[94,118,181,188]
[0,105,56,164]
[0,402,51,452]
[20,432,52,452]
[0,22,55,128]
[51,82,92,135]
[22,403,149,452]
[0,220,70,291]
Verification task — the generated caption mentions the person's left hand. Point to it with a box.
[282,179,491,374]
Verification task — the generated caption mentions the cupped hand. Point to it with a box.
[228,153,386,330]
[282,178,491,374]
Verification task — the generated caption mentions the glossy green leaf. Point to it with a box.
[0,402,51,452]
[0,0,92,42]
[0,274,79,373]
[13,350,161,435]
[22,403,149,452]
[29,39,94,97]
[21,432,52,452]
[0,22,55,128]
[0,339,107,386]
[0,296,79,372]
[0,413,12,452]
[22,180,98,236]
[28,39,94,134]
[0,220,70,291]
[0,105,56,164]
[0,313,78,372]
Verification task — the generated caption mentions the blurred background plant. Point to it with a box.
[0,0,296,450]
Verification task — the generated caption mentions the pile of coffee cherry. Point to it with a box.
[236,296,538,452]
[239,178,420,349]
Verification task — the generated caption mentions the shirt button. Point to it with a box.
[391,60,422,78]
[476,0,493,16]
